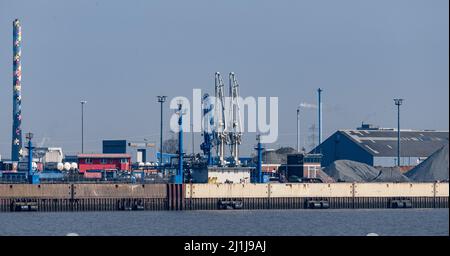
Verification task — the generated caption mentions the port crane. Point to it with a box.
[213,72,228,166]
[200,72,243,167]
[228,72,242,166]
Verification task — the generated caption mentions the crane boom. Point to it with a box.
[228,72,242,166]
[214,72,228,166]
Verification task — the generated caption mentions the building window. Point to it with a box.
[307,166,319,178]
[85,158,92,164]
[121,159,129,163]
[101,159,107,164]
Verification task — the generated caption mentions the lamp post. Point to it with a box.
[191,123,194,156]
[176,100,185,184]
[25,132,33,177]
[157,96,167,171]
[255,134,264,183]
[394,98,404,167]
[80,100,87,153]
[317,88,323,146]
[296,107,300,152]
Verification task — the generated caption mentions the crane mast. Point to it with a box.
[214,72,228,166]
[228,72,242,166]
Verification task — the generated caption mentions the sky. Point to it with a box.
[0,0,448,158]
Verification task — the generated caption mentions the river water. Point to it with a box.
[0,209,447,236]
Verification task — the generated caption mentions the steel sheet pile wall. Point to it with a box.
[185,184,268,210]
[0,184,71,212]
[0,184,167,212]
[72,184,167,211]
[185,183,448,210]
[354,183,434,197]
[0,184,71,198]
[435,182,449,197]
[0,183,447,212]
[167,184,184,211]
[187,184,269,198]
[269,183,353,197]
[434,182,448,208]
[74,184,166,198]
[352,183,446,208]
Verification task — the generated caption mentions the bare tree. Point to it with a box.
[162,132,179,154]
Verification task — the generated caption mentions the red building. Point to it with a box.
[77,154,131,173]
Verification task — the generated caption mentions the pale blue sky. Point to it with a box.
[0,0,448,157]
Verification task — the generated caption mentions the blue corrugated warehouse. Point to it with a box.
[311,124,448,168]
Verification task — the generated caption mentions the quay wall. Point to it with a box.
[73,184,167,198]
[0,183,448,212]
[0,184,167,199]
[0,184,71,198]
[186,183,449,198]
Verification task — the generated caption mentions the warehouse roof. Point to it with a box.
[338,129,448,157]
[77,153,131,158]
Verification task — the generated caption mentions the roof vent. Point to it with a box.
[357,122,380,130]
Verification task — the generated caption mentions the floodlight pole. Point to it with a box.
[157,96,167,172]
[394,98,404,167]
[80,101,87,153]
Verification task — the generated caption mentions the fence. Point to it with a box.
[0,173,171,184]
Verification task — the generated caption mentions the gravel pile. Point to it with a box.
[406,143,449,182]
[324,160,410,182]
[324,160,380,182]
[372,166,410,182]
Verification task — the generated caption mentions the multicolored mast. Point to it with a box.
[12,19,23,161]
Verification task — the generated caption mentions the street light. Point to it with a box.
[317,88,323,146]
[157,96,167,170]
[296,107,300,152]
[394,98,404,167]
[175,100,185,184]
[191,122,195,156]
[80,100,87,153]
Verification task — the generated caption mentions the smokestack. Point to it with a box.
[12,19,23,161]
[317,88,323,146]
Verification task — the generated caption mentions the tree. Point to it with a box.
[162,133,179,154]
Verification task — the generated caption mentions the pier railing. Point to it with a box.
[0,173,171,184]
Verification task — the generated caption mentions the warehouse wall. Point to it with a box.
[312,131,372,167]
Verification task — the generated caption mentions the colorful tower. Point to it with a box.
[12,19,23,161]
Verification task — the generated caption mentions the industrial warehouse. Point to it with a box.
[0,18,448,212]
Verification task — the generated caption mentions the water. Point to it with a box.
[0,209,447,236]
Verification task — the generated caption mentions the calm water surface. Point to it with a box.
[0,209,447,236]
